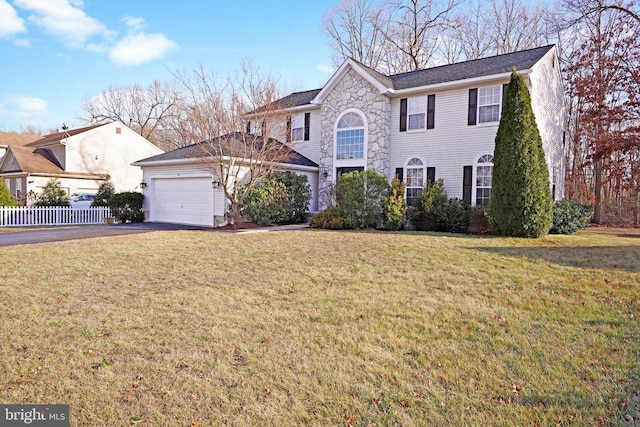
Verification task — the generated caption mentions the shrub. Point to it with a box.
[433,198,470,233]
[0,180,18,206]
[469,206,492,234]
[92,180,115,207]
[550,199,593,234]
[108,192,144,223]
[334,169,389,229]
[240,172,311,226]
[383,177,407,230]
[277,172,312,224]
[489,69,553,238]
[35,178,69,207]
[310,207,348,230]
[241,178,288,226]
[418,179,447,231]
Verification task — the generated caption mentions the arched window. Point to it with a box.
[406,157,424,207]
[476,154,493,207]
[336,112,365,160]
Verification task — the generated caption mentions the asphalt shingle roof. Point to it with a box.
[387,45,555,90]
[137,132,318,168]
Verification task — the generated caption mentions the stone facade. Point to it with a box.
[318,69,391,209]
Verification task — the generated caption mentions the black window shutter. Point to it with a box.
[304,112,310,141]
[426,167,435,183]
[400,98,407,132]
[502,83,508,108]
[427,94,435,129]
[261,120,267,137]
[395,167,404,182]
[463,165,472,204]
[468,89,477,126]
[245,121,251,134]
[286,115,291,142]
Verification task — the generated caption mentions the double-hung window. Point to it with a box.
[400,95,435,131]
[408,97,426,130]
[478,86,501,124]
[405,158,424,207]
[476,154,493,207]
[291,113,304,142]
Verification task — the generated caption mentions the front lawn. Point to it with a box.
[0,228,638,426]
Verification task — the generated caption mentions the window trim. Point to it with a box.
[290,112,305,142]
[477,86,502,124]
[474,153,494,207]
[333,109,368,174]
[400,95,435,132]
[405,157,425,207]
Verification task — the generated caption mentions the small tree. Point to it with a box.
[383,176,406,230]
[489,69,553,238]
[35,178,69,207]
[92,180,115,207]
[0,180,18,206]
[334,169,389,229]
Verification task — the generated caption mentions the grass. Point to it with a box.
[0,227,638,426]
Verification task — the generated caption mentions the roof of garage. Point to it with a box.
[135,132,318,168]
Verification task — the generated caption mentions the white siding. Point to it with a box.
[529,48,566,200]
[65,122,163,192]
[389,82,506,202]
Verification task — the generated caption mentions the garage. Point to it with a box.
[150,177,215,227]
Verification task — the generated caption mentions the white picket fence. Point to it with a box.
[0,206,113,226]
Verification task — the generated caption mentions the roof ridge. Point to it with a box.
[388,45,555,79]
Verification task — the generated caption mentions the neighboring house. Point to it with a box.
[0,122,163,204]
[133,133,318,227]
[137,45,565,227]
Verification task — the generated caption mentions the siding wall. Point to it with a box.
[388,80,506,202]
[529,49,566,200]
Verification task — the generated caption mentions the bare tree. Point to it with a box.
[172,60,294,226]
[79,80,186,150]
[322,0,392,70]
[383,0,463,72]
[445,0,553,62]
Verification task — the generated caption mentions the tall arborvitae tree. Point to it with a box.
[489,69,553,238]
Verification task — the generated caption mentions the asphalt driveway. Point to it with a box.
[0,223,206,247]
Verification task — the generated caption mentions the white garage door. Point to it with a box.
[151,177,214,227]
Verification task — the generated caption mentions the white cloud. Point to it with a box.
[13,0,111,47]
[316,63,335,76]
[109,32,177,66]
[123,16,145,31]
[2,94,49,118]
[0,0,26,37]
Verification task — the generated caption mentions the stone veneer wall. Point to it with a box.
[318,68,391,210]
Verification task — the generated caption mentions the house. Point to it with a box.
[133,133,318,227]
[137,45,565,227]
[0,121,163,204]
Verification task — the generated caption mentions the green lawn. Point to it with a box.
[0,227,638,426]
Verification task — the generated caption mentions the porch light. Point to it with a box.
[140,180,147,189]
[211,175,221,188]
[321,168,329,179]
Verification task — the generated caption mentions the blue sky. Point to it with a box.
[0,0,338,133]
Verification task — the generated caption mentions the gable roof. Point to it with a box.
[26,123,106,147]
[135,132,318,168]
[310,45,555,104]
[387,45,555,90]
[0,132,41,147]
